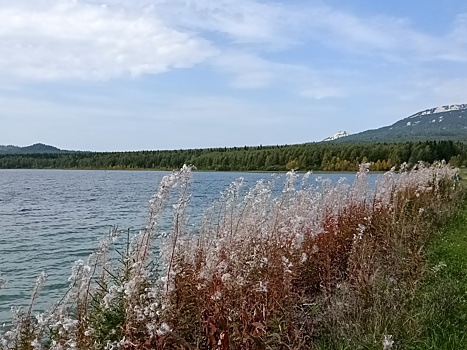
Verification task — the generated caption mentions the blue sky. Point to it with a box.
[1,0,466,151]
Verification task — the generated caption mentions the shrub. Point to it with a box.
[0,162,461,349]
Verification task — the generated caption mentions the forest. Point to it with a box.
[0,140,465,172]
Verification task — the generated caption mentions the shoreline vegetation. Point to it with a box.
[0,162,465,349]
[1,140,467,172]
[0,167,378,174]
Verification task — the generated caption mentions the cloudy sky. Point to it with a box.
[1,0,466,151]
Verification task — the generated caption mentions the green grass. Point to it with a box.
[405,198,467,349]
[459,168,467,184]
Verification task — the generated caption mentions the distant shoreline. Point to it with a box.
[0,167,382,174]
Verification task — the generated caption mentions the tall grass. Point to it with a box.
[0,162,461,349]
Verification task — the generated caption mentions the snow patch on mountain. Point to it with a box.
[323,131,351,141]
[401,104,467,129]
[411,104,467,118]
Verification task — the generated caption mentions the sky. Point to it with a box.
[0,0,466,151]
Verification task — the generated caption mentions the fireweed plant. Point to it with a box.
[0,162,461,349]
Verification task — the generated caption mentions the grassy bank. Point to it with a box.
[321,190,467,350]
[0,163,462,349]
[404,197,467,349]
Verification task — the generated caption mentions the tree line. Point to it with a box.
[0,140,465,172]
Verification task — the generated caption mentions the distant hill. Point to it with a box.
[332,104,467,143]
[0,143,70,154]
[4,104,467,156]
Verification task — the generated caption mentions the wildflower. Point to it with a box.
[32,271,48,296]
[221,273,232,283]
[236,276,245,286]
[123,279,137,297]
[282,256,293,273]
[31,338,41,349]
[211,291,222,300]
[217,260,228,271]
[353,224,365,241]
[35,313,48,327]
[256,281,268,293]
[383,335,394,350]
[432,261,447,273]
[156,322,172,336]
[103,285,119,309]
[66,340,77,349]
[56,318,78,332]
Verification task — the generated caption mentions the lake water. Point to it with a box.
[0,169,374,323]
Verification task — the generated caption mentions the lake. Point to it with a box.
[0,169,375,323]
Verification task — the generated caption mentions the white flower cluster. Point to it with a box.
[382,334,394,349]
[0,162,459,349]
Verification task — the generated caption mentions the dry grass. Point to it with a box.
[0,162,461,349]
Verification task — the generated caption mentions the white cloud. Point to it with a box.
[1,0,466,151]
[313,9,467,63]
[1,0,465,84]
[299,86,343,100]
[1,0,465,86]
[125,0,467,99]
[141,0,299,48]
[212,53,277,88]
[212,52,345,99]
[0,0,216,80]
[201,1,466,61]
[144,0,466,62]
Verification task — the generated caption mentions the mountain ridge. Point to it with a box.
[3,104,467,154]
[331,103,467,143]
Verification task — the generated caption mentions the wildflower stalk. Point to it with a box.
[0,162,460,349]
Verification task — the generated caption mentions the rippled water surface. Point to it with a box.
[0,169,370,322]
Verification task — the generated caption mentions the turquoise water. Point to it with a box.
[0,169,371,323]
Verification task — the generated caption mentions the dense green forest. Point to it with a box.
[0,140,465,172]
